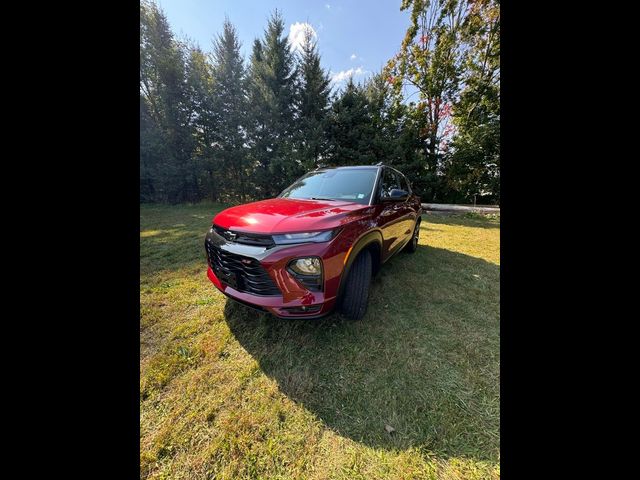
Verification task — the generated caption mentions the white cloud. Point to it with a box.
[330,67,369,84]
[350,53,357,61]
[288,22,317,52]
[325,4,331,9]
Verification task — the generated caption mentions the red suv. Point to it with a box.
[205,165,422,319]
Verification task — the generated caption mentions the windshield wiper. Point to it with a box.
[309,197,338,201]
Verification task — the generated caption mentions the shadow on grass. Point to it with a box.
[223,245,500,462]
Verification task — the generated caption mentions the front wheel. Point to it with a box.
[339,250,372,320]
[404,218,421,253]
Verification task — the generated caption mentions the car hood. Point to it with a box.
[212,198,372,234]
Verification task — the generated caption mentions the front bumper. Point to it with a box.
[205,228,346,318]
[207,266,335,318]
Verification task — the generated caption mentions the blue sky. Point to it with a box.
[156,0,412,90]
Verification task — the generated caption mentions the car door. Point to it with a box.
[378,168,409,258]
[395,171,419,245]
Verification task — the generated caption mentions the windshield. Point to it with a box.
[279,168,378,205]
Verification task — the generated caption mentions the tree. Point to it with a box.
[184,43,215,202]
[140,94,166,202]
[361,74,430,196]
[246,10,299,197]
[363,73,394,163]
[296,26,331,170]
[140,0,194,203]
[386,0,469,201]
[327,78,377,165]
[446,0,500,202]
[210,19,247,202]
[138,2,499,205]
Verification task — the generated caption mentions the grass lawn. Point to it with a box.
[140,204,500,479]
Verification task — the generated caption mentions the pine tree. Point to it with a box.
[363,73,397,164]
[140,0,193,203]
[140,94,166,202]
[211,19,247,202]
[138,1,499,205]
[327,79,376,166]
[184,43,215,202]
[296,26,331,170]
[246,10,299,197]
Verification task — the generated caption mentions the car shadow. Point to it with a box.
[223,244,500,462]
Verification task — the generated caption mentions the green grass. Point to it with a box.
[140,204,500,479]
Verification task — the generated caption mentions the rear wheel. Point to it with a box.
[339,250,372,320]
[404,218,421,253]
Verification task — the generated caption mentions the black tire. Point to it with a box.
[339,250,372,320]
[404,218,421,253]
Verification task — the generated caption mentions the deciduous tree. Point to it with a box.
[386,0,468,201]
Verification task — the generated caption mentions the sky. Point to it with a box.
[156,0,412,90]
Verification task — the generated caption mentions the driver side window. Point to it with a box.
[380,169,401,199]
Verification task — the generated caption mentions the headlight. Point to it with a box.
[272,229,340,245]
[287,257,323,291]
[289,257,322,275]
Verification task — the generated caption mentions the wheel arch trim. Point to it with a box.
[337,229,383,300]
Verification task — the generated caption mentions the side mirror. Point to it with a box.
[382,188,409,202]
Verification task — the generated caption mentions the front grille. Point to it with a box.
[213,225,275,248]
[205,240,281,296]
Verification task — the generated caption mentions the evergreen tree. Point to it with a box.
[138,2,500,205]
[363,73,398,164]
[140,94,166,202]
[363,74,428,194]
[211,19,247,202]
[184,43,215,202]
[246,10,299,197]
[327,79,376,165]
[140,0,193,203]
[296,26,331,170]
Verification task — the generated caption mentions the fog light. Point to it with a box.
[289,257,321,275]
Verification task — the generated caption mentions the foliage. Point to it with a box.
[140,0,193,203]
[385,0,500,202]
[327,79,377,165]
[446,0,500,201]
[246,10,300,197]
[385,0,468,200]
[210,19,247,203]
[296,25,332,170]
[140,0,500,204]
